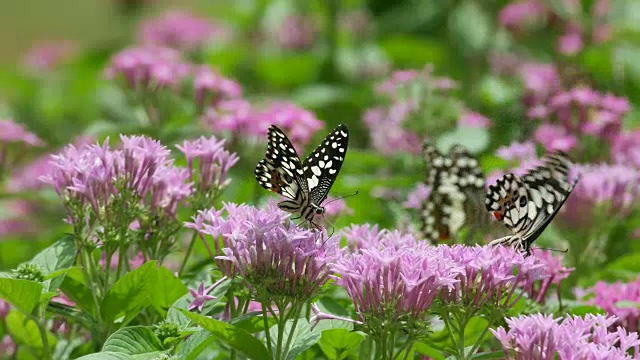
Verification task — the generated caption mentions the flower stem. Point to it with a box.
[283,302,303,357]
[33,306,51,360]
[261,301,274,358]
[465,323,491,360]
[178,231,198,276]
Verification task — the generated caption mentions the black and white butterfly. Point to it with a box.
[255,124,349,228]
[419,142,486,244]
[486,151,579,256]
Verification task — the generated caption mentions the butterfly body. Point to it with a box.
[420,142,486,243]
[255,124,349,228]
[486,151,579,256]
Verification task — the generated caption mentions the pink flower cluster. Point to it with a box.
[138,10,230,51]
[275,14,317,51]
[23,40,77,74]
[40,135,193,220]
[202,100,325,149]
[337,228,547,321]
[187,203,339,299]
[521,250,574,304]
[0,119,43,147]
[577,276,640,332]
[105,46,190,90]
[492,313,639,359]
[498,0,612,55]
[176,135,239,194]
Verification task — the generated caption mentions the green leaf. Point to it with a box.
[413,342,447,360]
[102,326,164,353]
[567,305,607,316]
[463,316,489,346]
[101,262,157,323]
[29,235,76,292]
[606,253,640,273]
[75,352,163,360]
[0,278,43,314]
[380,35,449,68]
[147,266,188,317]
[448,0,493,54]
[478,76,521,107]
[256,54,320,88]
[59,267,95,314]
[436,127,489,154]
[232,311,277,334]
[5,310,56,349]
[175,329,216,360]
[318,329,364,360]
[269,318,321,360]
[471,350,509,359]
[290,85,349,109]
[178,308,270,360]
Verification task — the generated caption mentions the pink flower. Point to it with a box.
[577,276,640,332]
[23,40,77,73]
[496,141,538,162]
[322,196,353,218]
[521,250,574,304]
[138,10,230,51]
[188,281,219,312]
[0,200,38,238]
[193,65,242,108]
[492,313,640,359]
[402,183,431,209]
[104,46,190,90]
[557,23,584,55]
[186,203,338,300]
[519,63,560,104]
[534,123,577,152]
[498,0,546,31]
[342,224,418,251]
[202,99,259,137]
[611,130,640,169]
[0,119,43,146]
[458,111,492,128]
[276,14,317,50]
[257,102,325,149]
[176,136,239,201]
[0,336,16,358]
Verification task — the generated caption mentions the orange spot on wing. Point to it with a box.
[493,211,503,221]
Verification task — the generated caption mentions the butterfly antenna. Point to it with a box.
[531,246,569,254]
[324,190,359,205]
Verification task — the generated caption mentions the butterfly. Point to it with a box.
[419,142,486,244]
[254,124,349,228]
[486,151,579,256]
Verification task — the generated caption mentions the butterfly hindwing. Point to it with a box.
[254,125,307,201]
[420,142,486,243]
[302,124,349,205]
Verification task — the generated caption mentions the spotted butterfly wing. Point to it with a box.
[302,124,349,206]
[255,126,308,202]
[486,151,579,255]
[419,142,485,243]
[255,124,349,226]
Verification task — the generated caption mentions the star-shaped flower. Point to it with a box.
[188,281,217,312]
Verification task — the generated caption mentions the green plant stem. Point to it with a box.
[178,231,199,276]
[395,338,414,360]
[275,302,288,360]
[33,306,51,360]
[261,301,274,358]
[282,302,303,357]
[465,323,491,360]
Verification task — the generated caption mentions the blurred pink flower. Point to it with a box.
[276,14,317,50]
[0,336,16,358]
[339,10,372,40]
[105,46,190,91]
[576,276,640,332]
[498,0,545,31]
[492,313,640,359]
[611,130,640,169]
[458,111,492,128]
[23,40,77,73]
[193,65,242,108]
[557,23,584,55]
[138,10,230,51]
[534,123,577,152]
[322,196,353,218]
[496,141,537,162]
[0,200,38,238]
[0,119,43,146]
[202,99,259,137]
[519,63,560,107]
[402,183,431,209]
[258,102,325,149]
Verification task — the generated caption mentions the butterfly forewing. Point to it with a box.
[254,125,308,201]
[302,124,349,205]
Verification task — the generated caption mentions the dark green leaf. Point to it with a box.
[472,350,509,359]
[75,352,163,360]
[380,35,449,68]
[29,235,76,292]
[59,267,95,314]
[0,278,43,314]
[268,318,321,360]
[178,308,270,360]
[102,326,164,353]
[232,311,277,333]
